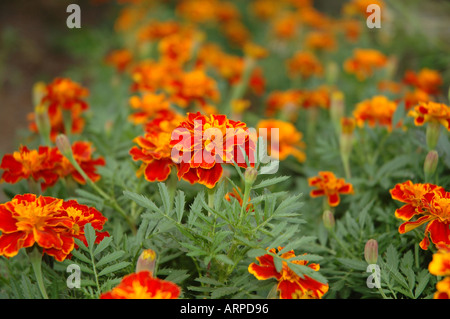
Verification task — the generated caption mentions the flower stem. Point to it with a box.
[28,246,49,299]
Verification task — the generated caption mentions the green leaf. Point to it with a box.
[84,223,96,250]
[96,250,126,268]
[252,176,290,190]
[97,261,131,277]
[175,190,185,223]
[215,254,234,266]
[247,248,268,258]
[123,190,161,213]
[337,258,368,271]
[211,286,240,299]
[414,270,430,299]
[93,236,113,257]
[71,248,92,264]
[158,182,171,214]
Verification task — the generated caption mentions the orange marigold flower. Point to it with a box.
[130,110,185,182]
[130,59,182,93]
[272,13,299,39]
[0,194,74,261]
[158,31,195,65]
[353,95,398,131]
[100,271,181,299]
[170,112,255,189]
[265,89,303,118]
[344,48,388,81]
[104,49,133,73]
[403,68,443,95]
[0,145,62,191]
[390,181,450,250]
[175,0,218,24]
[304,31,337,52]
[41,78,89,112]
[257,119,306,163]
[250,0,281,21]
[408,101,450,131]
[342,0,385,18]
[221,19,250,47]
[286,51,323,80]
[308,171,354,207]
[402,89,430,111]
[167,68,220,108]
[429,246,450,299]
[137,20,181,42]
[300,85,331,109]
[389,181,444,221]
[248,247,329,299]
[55,141,106,185]
[128,92,171,125]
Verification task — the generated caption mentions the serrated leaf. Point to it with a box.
[123,190,161,213]
[414,270,430,299]
[211,286,240,299]
[97,261,130,277]
[93,236,113,256]
[386,244,399,269]
[71,248,92,264]
[175,190,185,223]
[96,250,126,268]
[84,223,96,250]
[337,258,368,271]
[247,248,268,258]
[215,254,234,266]
[252,176,290,190]
[278,236,317,255]
[157,183,171,214]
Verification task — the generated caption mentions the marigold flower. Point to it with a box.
[0,145,62,191]
[408,101,450,131]
[130,59,182,93]
[167,68,220,108]
[100,271,181,299]
[158,31,195,65]
[344,48,388,81]
[221,19,250,47]
[286,51,323,80]
[128,92,171,125]
[429,246,450,299]
[353,95,398,131]
[170,112,255,189]
[137,20,181,42]
[250,0,281,21]
[104,49,133,73]
[402,89,430,110]
[248,247,329,299]
[300,85,331,109]
[308,171,354,207]
[0,194,73,261]
[272,13,299,39]
[175,0,218,24]
[390,181,450,250]
[130,111,185,182]
[41,78,89,112]
[342,0,385,18]
[256,119,306,163]
[403,68,443,95]
[304,31,337,52]
[265,89,303,119]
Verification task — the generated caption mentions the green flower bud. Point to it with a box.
[364,239,378,264]
[322,210,335,230]
[424,150,439,179]
[244,167,258,186]
[136,249,157,276]
[55,134,73,158]
[426,122,441,150]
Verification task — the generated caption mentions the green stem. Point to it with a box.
[62,109,72,139]
[28,246,49,299]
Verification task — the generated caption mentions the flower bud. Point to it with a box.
[322,210,335,230]
[32,81,47,107]
[364,239,378,264]
[34,104,51,144]
[330,90,345,133]
[136,249,157,275]
[244,167,258,185]
[55,134,73,158]
[424,150,439,179]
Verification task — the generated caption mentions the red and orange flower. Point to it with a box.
[0,194,108,262]
[408,101,450,131]
[170,112,255,189]
[403,68,443,95]
[286,51,323,80]
[248,247,329,299]
[100,271,181,299]
[130,110,185,182]
[353,95,398,131]
[308,171,354,207]
[344,48,388,81]
[390,181,450,250]
[428,245,450,299]
[0,145,61,191]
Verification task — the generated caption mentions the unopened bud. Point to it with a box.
[364,239,378,264]
[136,249,157,275]
[424,150,439,178]
[244,167,258,185]
[426,122,441,150]
[55,134,73,157]
[322,210,335,230]
[326,61,339,85]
